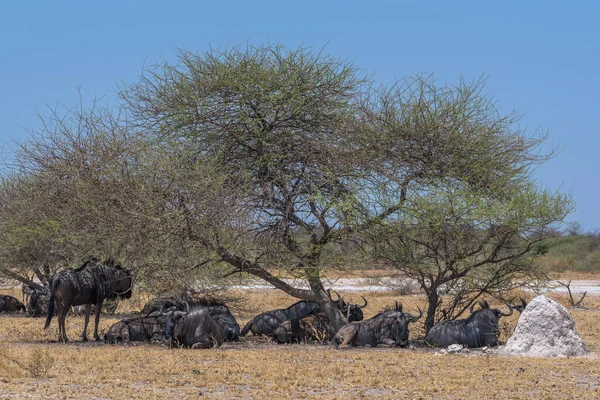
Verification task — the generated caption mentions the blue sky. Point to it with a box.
[1,1,598,229]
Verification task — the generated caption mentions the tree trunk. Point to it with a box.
[424,288,439,334]
[307,274,348,333]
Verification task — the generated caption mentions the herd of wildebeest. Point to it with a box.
[0,259,528,350]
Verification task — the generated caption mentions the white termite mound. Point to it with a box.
[501,295,589,357]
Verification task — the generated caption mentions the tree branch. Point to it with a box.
[217,247,316,300]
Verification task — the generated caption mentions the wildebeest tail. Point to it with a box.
[290,318,302,338]
[241,319,253,336]
[44,279,59,329]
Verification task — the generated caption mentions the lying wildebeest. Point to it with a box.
[45,258,133,342]
[25,287,54,317]
[104,311,167,343]
[424,300,513,348]
[273,311,331,343]
[163,302,225,349]
[25,287,45,317]
[333,302,422,348]
[142,298,241,341]
[72,301,118,316]
[0,295,26,313]
[241,292,367,337]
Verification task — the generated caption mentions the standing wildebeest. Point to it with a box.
[424,300,513,348]
[163,303,225,349]
[333,302,422,348]
[0,295,26,313]
[44,259,133,342]
[241,293,367,337]
[104,311,167,343]
[141,298,241,341]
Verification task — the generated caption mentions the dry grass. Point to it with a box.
[0,286,599,399]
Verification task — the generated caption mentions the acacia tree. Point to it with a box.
[0,103,238,295]
[117,44,571,331]
[370,182,571,332]
[0,44,571,332]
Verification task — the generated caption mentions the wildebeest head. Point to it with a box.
[382,302,423,347]
[162,303,185,347]
[105,261,133,300]
[330,291,367,322]
[510,297,528,313]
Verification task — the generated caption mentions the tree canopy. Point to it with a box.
[0,44,572,331]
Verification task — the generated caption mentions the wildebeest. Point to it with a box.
[25,287,46,317]
[72,301,119,316]
[104,311,167,343]
[163,302,225,349]
[241,292,367,337]
[273,311,331,343]
[0,295,26,313]
[142,298,240,341]
[24,286,54,317]
[44,258,133,342]
[424,300,513,348]
[333,302,422,348]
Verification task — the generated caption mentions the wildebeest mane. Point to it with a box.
[369,301,404,320]
[74,258,97,272]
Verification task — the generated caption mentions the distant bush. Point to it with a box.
[535,233,600,273]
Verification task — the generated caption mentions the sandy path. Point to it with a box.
[230,277,600,295]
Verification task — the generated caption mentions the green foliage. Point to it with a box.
[537,234,600,273]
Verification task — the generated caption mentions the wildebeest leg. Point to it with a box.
[81,304,92,342]
[379,338,397,348]
[93,300,103,341]
[54,302,63,341]
[58,303,71,342]
[190,334,213,349]
[336,332,356,349]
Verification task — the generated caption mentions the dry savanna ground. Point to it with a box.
[1,280,599,399]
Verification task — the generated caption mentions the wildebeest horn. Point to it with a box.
[330,290,342,302]
[395,301,403,312]
[408,307,423,322]
[160,304,176,315]
[520,297,527,308]
[184,301,190,313]
[470,302,479,314]
[497,304,514,317]
[359,296,368,308]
